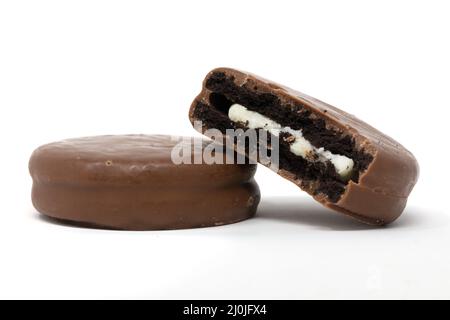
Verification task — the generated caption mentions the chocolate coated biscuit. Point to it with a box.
[29,134,260,230]
[189,68,419,225]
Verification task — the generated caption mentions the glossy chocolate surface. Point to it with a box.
[29,135,260,230]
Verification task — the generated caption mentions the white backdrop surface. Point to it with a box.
[0,0,448,299]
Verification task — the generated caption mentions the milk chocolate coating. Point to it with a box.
[189,68,419,225]
[29,135,260,230]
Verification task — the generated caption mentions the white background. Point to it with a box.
[0,0,449,299]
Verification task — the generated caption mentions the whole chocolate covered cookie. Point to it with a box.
[29,134,260,230]
[189,68,419,225]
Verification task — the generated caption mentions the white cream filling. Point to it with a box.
[228,103,354,180]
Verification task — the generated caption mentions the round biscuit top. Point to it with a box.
[29,135,256,187]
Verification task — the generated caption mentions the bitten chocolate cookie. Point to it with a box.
[189,68,419,225]
[29,135,260,230]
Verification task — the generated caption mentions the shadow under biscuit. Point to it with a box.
[255,196,426,231]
